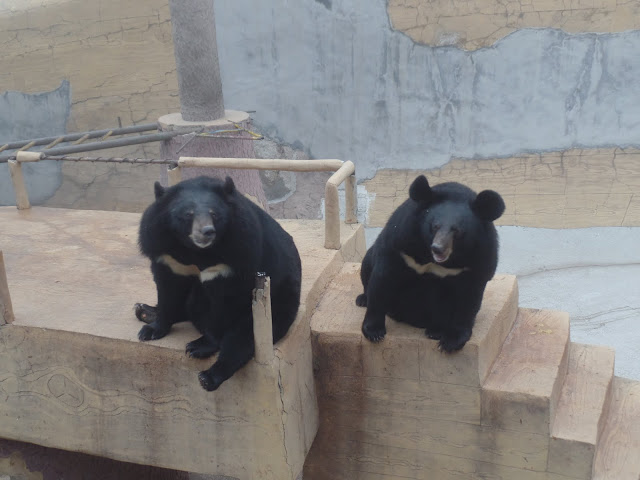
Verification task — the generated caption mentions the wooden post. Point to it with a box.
[8,160,30,210]
[0,251,15,325]
[167,166,182,186]
[252,273,274,365]
[16,151,44,163]
[345,173,358,224]
[324,181,340,250]
[324,160,356,249]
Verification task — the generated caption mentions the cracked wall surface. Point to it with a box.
[388,0,640,50]
[0,81,70,205]
[2,0,640,228]
[0,0,179,210]
[0,0,178,132]
[364,147,640,228]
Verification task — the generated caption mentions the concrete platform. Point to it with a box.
[0,206,366,479]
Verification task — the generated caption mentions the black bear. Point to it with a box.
[356,175,505,352]
[135,176,302,391]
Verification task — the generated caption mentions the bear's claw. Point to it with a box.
[362,322,386,343]
[134,303,157,324]
[137,323,169,342]
[186,336,220,359]
[437,336,468,353]
[198,370,224,391]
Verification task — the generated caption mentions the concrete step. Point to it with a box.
[593,376,640,480]
[311,262,519,388]
[481,308,570,436]
[548,343,615,479]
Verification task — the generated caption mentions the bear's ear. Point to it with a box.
[472,190,505,222]
[154,181,165,200]
[223,176,236,196]
[409,175,432,204]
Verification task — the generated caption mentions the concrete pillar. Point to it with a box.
[158,112,269,210]
[161,0,267,209]
[169,0,225,121]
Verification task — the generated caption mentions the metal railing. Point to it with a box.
[9,152,358,250]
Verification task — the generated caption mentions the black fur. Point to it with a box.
[357,175,505,352]
[136,176,302,391]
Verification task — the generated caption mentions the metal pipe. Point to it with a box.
[0,130,187,161]
[0,123,159,151]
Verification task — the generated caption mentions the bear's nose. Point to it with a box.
[201,225,215,237]
[431,244,445,256]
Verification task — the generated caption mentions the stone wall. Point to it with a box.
[2,0,639,226]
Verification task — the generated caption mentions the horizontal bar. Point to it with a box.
[178,157,344,172]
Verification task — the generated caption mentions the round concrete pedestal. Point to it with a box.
[158,110,268,209]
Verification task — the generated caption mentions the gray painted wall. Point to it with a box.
[215,0,640,179]
[0,80,70,205]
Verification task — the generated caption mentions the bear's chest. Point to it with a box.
[156,254,233,283]
[400,253,468,278]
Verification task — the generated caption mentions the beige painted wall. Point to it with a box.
[364,148,640,228]
[0,0,178,133]
[388,0,640,50]
[1,0,178,212]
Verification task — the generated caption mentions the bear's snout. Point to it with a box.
[189,216,217,249]
[431,230,453,264]
[201,225,215,237]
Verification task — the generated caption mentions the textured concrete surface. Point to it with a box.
[0,81,70,206]
[4,0,640,223]
[216,0,640,180]
[364,225,640,381]
[363,150,640,228]
[497,226,640,381]
[388,0,640,50]
[168,0,225,121]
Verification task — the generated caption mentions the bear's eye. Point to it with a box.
[185,210,194,218]
[209,209,217,219]
[432,223,441,233]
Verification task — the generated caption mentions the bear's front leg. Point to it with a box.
[198,326,254,391]
[138,262,193,341]
[437,281,486,353]
[361,260,401,342]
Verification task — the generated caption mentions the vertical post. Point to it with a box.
[0,252,15,325]
[324,182,340,249]
[252,273,274,364]
[345,174,358,224]
[167,166,182,186]
[168,0,225,121]
[8,160,30,210]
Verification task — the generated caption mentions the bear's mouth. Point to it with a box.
[190,234,215,249]
[431,246,451,264]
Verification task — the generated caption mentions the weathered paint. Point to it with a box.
[0,81,70,206]
[216,1,640,180]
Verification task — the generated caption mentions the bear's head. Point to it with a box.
[153,176,236,250]
[408,175,505,265]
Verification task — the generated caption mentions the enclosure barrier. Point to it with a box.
[10,152,357,250]
[169,157,357,249]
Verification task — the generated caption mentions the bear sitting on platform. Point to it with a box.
[135,176,302,391]
[356,175,505,352]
